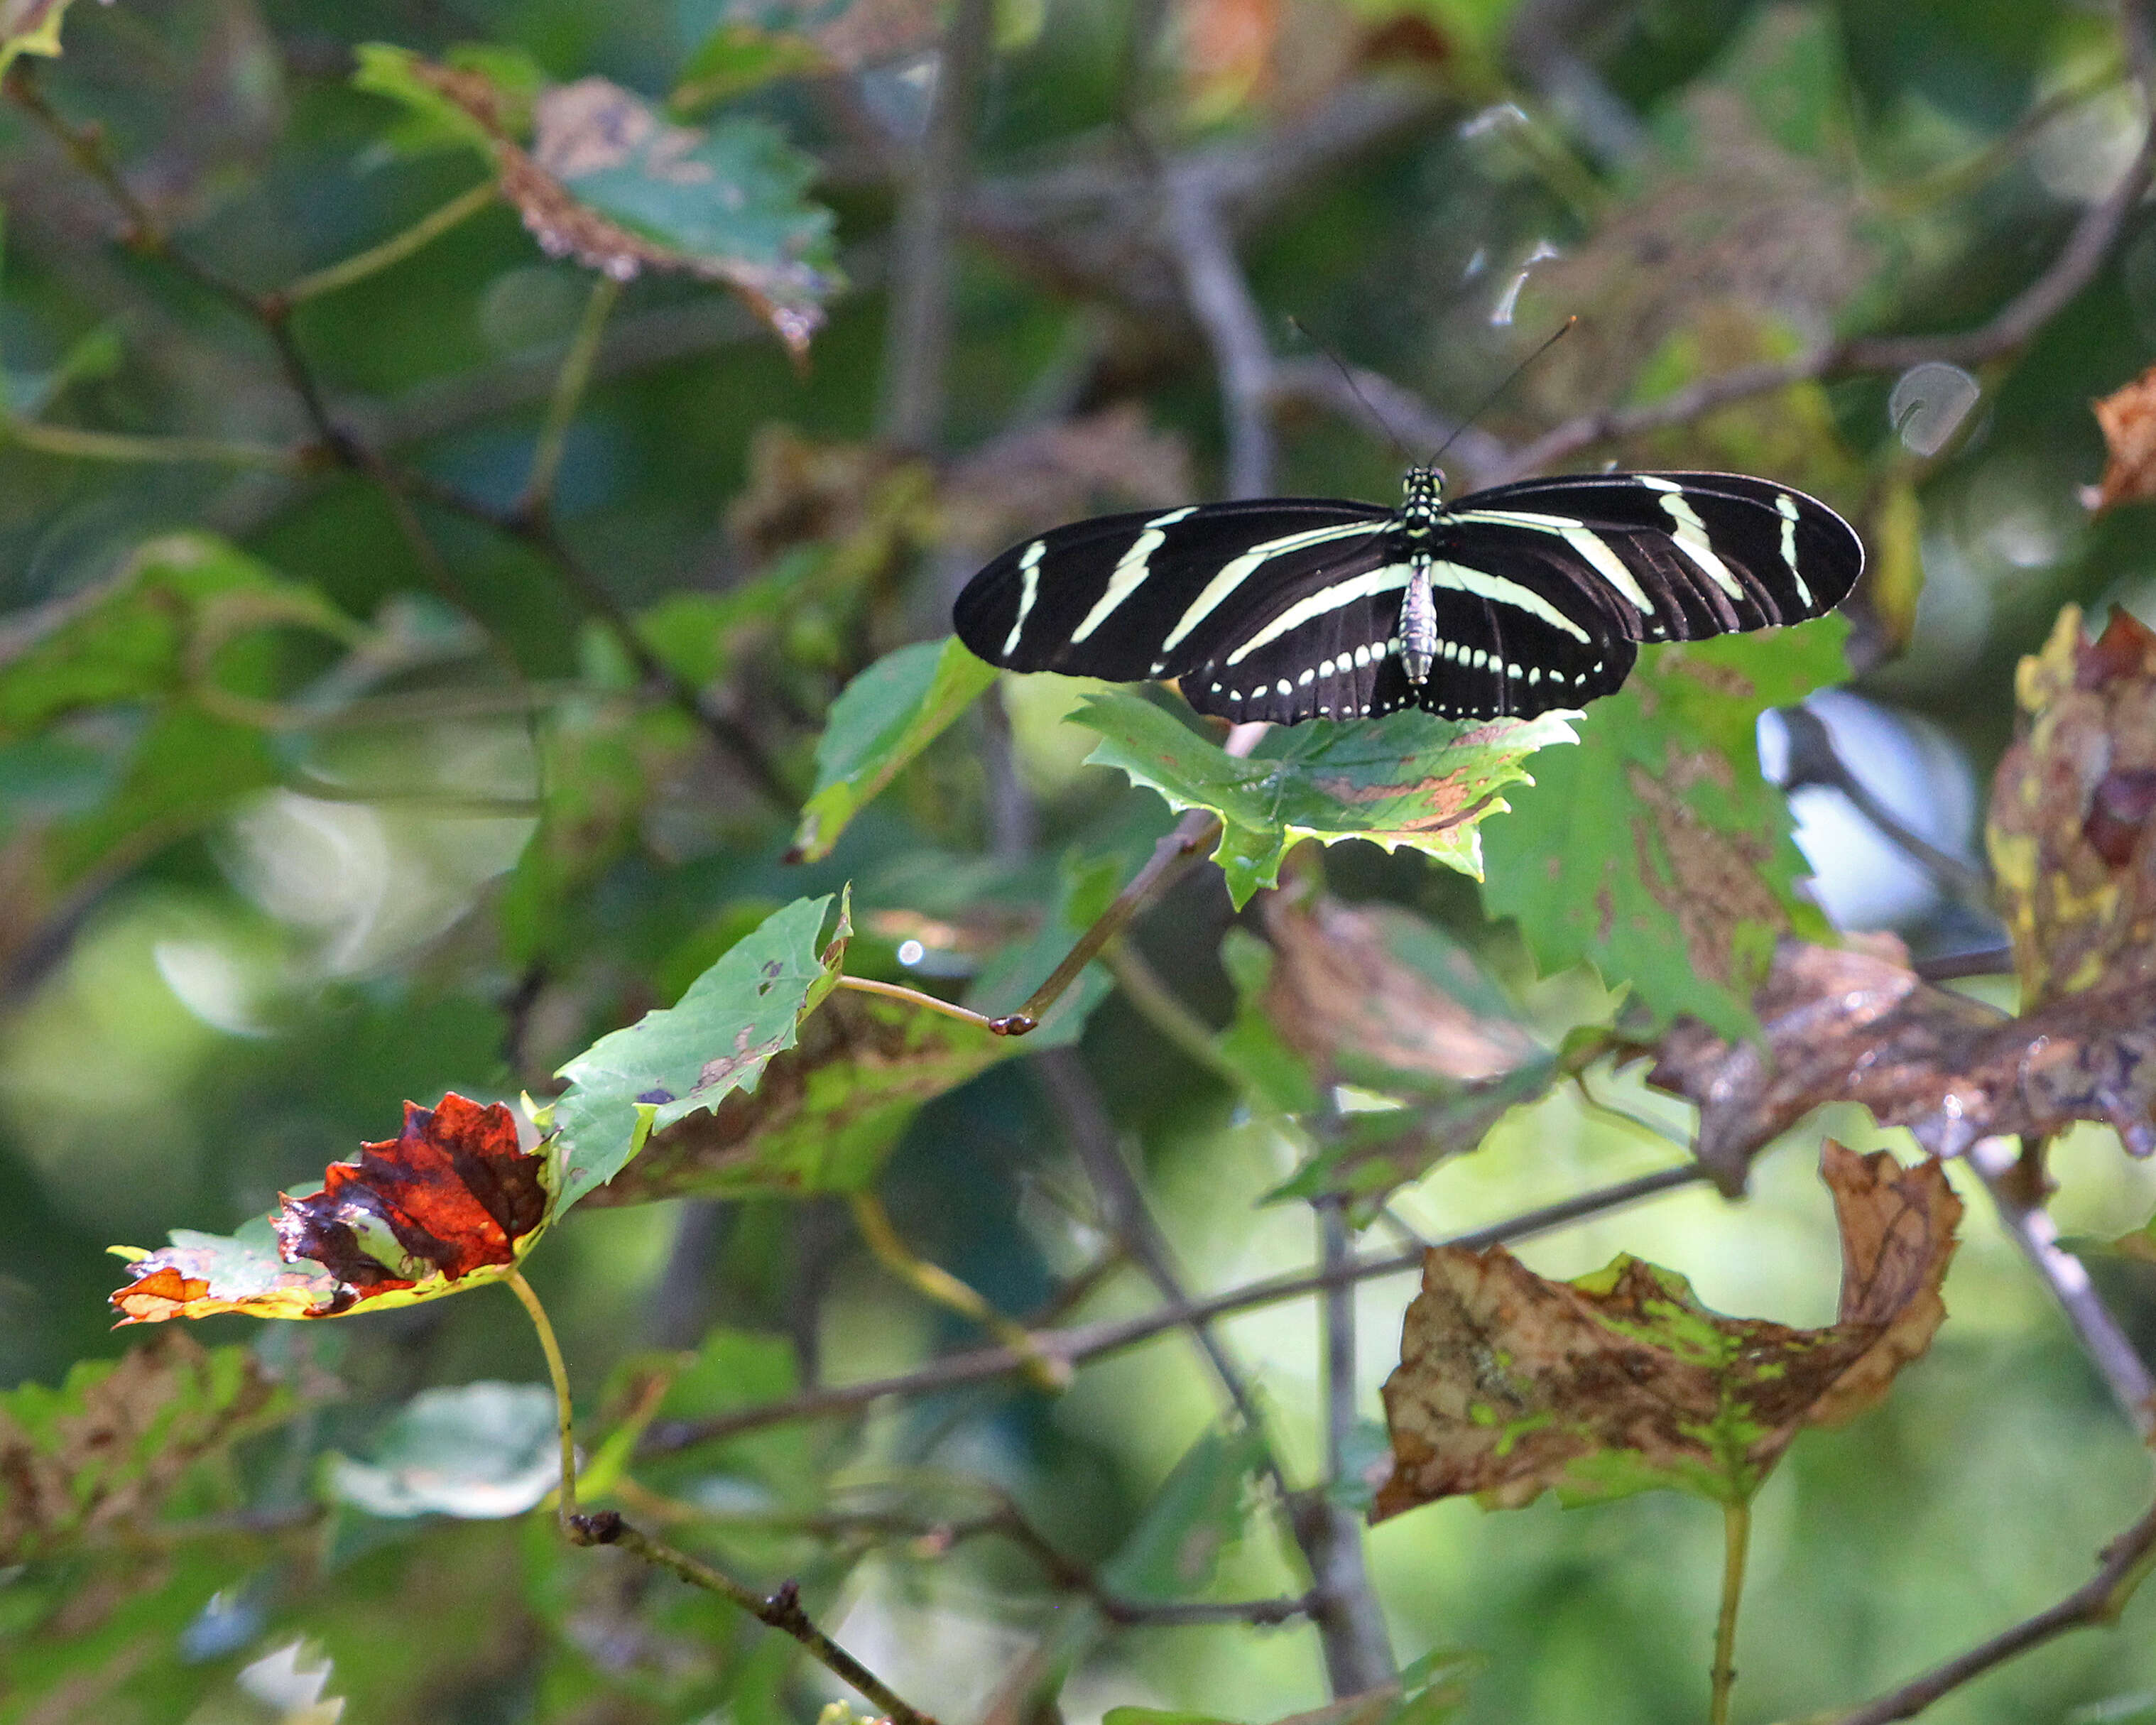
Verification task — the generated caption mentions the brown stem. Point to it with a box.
[573,1516,939,1725]
[1815,1497,2156,1725]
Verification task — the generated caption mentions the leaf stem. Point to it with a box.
[833,973,1003,1033]
[1711,1497,1752,1725]
[0,417,301,468]
[521,273,621,512]
[505,1269,580,1525]
[280,180,499,306]
[847,1191,1070,1391]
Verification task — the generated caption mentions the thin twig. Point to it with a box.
[0,418,300,468]
[1966,1136,2155,1438]
[1101,938,1244,1083]
[504,1269,582,1525]
[1711,1498,1752,1725]
[836,973,1008,1034]
[642,1162,1709,1453]
[1814,1497,2156,1725]
[1299,1195,1397,1694]
[878,0,995,450]
[582,1518,940,1725]
[1165,168,1276,498]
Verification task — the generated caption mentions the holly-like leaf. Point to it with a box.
[547,893,849,1207]
[112,1094,550,1322]
[788,638,998,864]
[354,49,838,354]
[0,1334,292,1563]
[327,1383,561,1519]
[1073,690,1575,910]
[2087,362,2156,512]
[1987,605,2156,1009]
[1480,623,1846,1040]
[579,986,1012,1202]
[1374,1142,1961,1518]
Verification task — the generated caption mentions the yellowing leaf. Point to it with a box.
[1374,1142,1960,1516]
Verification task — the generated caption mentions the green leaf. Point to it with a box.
[672,22,832,114]
[352,41,547,156]
[0,1334,293,1564]
[327,1383,561,1519]
[790,638,998,863]
[1212,927,1321,1116]
[1100,1423,1269,1602]
[1072,690,1575,909]
[548,893,849,1207]
[1479,623,1846,1039]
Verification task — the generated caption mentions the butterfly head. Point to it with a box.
[1402,464,1446,528]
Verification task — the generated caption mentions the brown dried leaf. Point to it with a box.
[1646,938,2156,1190]
[1987,604,2156,1007]
[2087,364,2156,511]
[1373,1143,1959,1518]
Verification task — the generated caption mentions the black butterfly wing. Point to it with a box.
[1443,471,1863,643]
[952,499,1393,684]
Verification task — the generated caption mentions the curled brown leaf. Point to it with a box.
[1373,1143,1959,1518]
[2087,363,2156,511]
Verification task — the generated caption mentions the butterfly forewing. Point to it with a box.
[953,499,1391,683]
[951,468,1862,727]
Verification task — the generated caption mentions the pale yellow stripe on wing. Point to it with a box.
[1067,506,1198,643]
[1158,521,1382,653]
[1424,560,1594,641]
[1221,565,1413,665]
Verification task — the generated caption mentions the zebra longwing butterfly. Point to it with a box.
[952,465,1863,725]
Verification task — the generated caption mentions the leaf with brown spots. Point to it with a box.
[1374,1142,1959,1518]
[2087,364,2156,512]
[1072,688,1577,909]
[353,48,839,354]
[1,1335,294,1562]
[1987,604,2156,1008]
[1481,621,1846,1040]
[545,893,854,1205]
[111,1094,551,1322]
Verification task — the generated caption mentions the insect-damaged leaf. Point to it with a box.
[352,48,839,355]
[1374,1142,1960,1517]
[576,986,1013,1203]
[1479,621,1845,1040]
[546,893,849,1207]
[1,1334,293,1563]
[1073,689,1574,910]
[1987,604,2156,1009]
[788,638,998,864]
[111,1094,550,1322]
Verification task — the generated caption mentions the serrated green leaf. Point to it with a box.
[1479,623,1846,1039]
[549,893,848,1207]
[790,638,998,862]
[1073,690,1575,909]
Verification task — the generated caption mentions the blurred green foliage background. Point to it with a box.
[4,0,2156,1719]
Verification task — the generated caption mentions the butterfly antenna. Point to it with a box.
[1430,314,1577,468]
[1287,315,1414,468]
